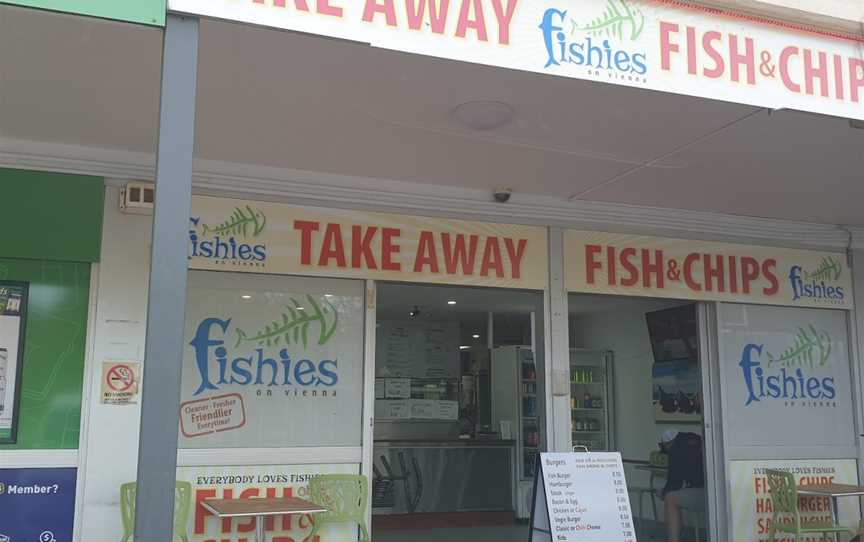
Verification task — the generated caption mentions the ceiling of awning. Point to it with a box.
[1,5,862,226]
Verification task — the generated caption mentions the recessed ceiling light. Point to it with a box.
[241,295,251,300]
[459,345,471,350]
[447,300,457,305]
[324,294,334,298]
[452,100,515,131]
[472,334,480,339]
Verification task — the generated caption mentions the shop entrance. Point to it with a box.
[370,282,547,542]
[569,294,715,542]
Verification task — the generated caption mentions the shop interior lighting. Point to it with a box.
[459,346,471,350]
[472,334,480,339]
[447,300,457,305]
[241,295,252,300]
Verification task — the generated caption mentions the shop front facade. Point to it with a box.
[1,0,863,540]
[0,171,859,540]
[56,183,860,542]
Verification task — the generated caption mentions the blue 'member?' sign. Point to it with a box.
[0,468,77,542]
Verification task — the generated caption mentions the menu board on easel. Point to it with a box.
[529,452,636,542]
[0,281,28,444]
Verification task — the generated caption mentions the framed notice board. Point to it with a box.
[0,281,28,443]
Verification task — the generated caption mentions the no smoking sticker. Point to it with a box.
[101,361,140,405]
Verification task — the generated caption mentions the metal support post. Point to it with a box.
[133,13,199,541]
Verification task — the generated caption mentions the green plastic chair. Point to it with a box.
[120,481,192,542]
[308,474,370,542]
[766,469,855,542]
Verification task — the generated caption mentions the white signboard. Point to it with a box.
[376,321,459,379]
[179,271,366,448]
[188,195,548,289]
[531,452,636,542]
[168,0,864,121]
[720,304,855,449]
[385,378,411,399]
[374,399,411,420]
[566,230,853,309]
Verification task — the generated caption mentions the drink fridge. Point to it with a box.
[569,348,615,451]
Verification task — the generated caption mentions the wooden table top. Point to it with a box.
[201,497,328,518]
[797,484,864,497]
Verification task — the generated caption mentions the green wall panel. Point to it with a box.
[0,0,165,26]
[0,258,90,449]
[0,169,103,263]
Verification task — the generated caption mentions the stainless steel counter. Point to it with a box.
[375,439,517,448]
[372,440,516,515]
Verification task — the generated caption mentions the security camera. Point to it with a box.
[493,188,512,203]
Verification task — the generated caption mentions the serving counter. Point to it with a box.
[372,440,516,515]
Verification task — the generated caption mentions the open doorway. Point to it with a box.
[371,282,546,542]
[570,294,710,542]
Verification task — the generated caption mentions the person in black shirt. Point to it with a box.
[659,430,705,542]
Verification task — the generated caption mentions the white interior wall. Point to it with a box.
[77,186,152,542]
[570,296,704,521]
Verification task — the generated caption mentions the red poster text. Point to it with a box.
[584,244,779,296]
[294,220,528,280]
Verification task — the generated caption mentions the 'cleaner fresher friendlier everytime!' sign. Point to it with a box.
[168,0,864,121]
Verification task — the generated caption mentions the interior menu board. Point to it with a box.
[376,321,459,378]
[530,452,636,542]
[0,282,27,443]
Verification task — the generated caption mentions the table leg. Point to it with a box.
[831,496,839,523]
[257,516,265,542]
[649,472,659,524]
[830,496,839,542]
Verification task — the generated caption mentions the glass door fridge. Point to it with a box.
[569,349,614,451]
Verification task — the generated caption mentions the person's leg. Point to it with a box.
[665,492,682,542]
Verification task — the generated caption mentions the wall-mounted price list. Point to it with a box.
[529,452,636,542]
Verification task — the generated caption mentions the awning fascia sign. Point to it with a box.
[2,0,166,26]
[189,195,549,289]
[167,0,864,120]
[565,229,854,309]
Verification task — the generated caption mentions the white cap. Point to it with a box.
[661,430,679,443]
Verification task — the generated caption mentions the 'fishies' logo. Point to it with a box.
[190,295,340,397]
[189,206,267,267]
[739,326,836,408]
[789,257,845,304]
[539,0,648,79]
